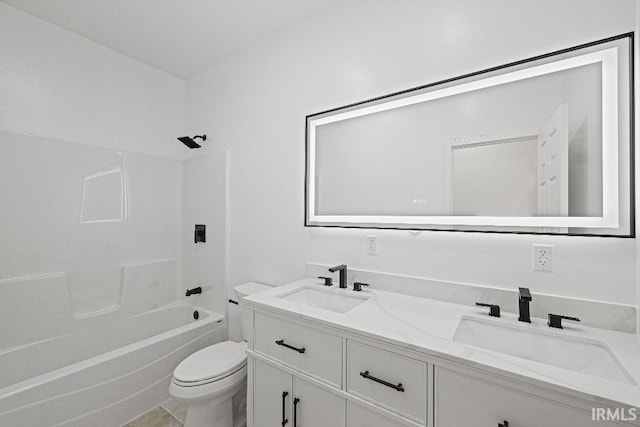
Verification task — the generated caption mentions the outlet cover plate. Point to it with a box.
[366,235,378,256]
[532,244,553,272]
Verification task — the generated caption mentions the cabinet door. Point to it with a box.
[436,367,620,427]
[253,359,292,427]
[293,376,346,427]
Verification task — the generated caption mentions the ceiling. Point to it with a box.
[1,0,339,79]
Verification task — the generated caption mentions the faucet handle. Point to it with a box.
[353,282,369,292]
[476,302,501,318]
[548,314,580,329]
[318,276,333,286]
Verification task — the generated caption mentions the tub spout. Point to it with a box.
[186,286,202,296]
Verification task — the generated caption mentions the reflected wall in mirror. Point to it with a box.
[305,33,634,236]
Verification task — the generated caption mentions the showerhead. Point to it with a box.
[178,134,207,149]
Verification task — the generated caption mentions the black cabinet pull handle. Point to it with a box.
[276,340,306,354]
[499,421,509,427]
[293,397,300,427]
[359,370,405,392]
[228,299,238,305]
[281,391,289,426]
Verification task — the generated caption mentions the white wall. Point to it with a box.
[0,2,186,159]
[187,0,637,306]
[181,152,229,316]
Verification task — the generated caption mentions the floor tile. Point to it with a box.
[161,398,188,423]
[123,406,182,427]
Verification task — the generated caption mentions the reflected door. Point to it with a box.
[537,104,569,231]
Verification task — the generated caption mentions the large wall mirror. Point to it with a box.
[305,33,634,236]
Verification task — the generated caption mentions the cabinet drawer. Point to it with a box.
[436,367,621,427]
[347,340,427,425]
[254,312,342,388]
[348,402,408,427]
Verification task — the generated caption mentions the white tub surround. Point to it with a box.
[244,278,640,426]
[0,303,224,427]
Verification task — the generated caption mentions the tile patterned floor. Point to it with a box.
[122,399,187,427]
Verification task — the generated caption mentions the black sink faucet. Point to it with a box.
[328,264,348,288]
[518,287,532,323]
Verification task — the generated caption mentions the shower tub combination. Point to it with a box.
[0,132,229,425]
[0,302,224,427]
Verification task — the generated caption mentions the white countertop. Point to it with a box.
[244,277,640,409]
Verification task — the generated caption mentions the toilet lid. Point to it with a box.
[173,341,247,383]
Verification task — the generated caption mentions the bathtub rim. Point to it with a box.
[0,302,224,400]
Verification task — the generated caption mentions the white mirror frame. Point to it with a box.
[305,34,633,234]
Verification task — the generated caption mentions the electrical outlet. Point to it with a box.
[366,235,378,256]
[532,244,553,272]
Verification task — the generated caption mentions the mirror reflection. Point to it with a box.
[306,35,632,236]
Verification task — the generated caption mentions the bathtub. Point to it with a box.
[0,302,225,427]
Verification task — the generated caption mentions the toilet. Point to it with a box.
[170,282,271,427]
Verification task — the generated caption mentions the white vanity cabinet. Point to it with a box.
[249,311,431,427]
[293,376,346,427]
[252,359,292,426]
[248,308,637,427]
[252,356,346,427]
[435,367,628,427]
[253,358,346,427]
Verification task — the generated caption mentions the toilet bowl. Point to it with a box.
[170,341,247,427]
[170,282,270,427]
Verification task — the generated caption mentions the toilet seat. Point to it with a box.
[173,341,247,387]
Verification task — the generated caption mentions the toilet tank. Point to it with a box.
[233,282,271,341]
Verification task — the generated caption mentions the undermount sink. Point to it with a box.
[277,286,369,313]
[453,316,635,385]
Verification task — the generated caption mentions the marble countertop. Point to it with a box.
[244,277,640,409]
